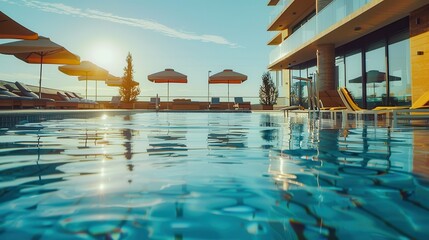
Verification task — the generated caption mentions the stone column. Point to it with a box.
[317,44,335,91]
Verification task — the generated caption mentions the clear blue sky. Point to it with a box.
[0,0,274,102]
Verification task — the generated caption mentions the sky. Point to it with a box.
[0,0,275,103]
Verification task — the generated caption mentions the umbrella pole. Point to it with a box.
[167,81,170,109]
[95,80,98,101]
[38,54,43,99]
[85,72,88,99]
[208,83,210,109]
[207,71,211,109]
[228,81,230,110]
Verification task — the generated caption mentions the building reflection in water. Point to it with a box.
[268,119,428,239]
[413,129,429,176]
[207,113,249,150]
[147,130,188,157]
[259,114,280,149]
[207,131,247,149]
[146,114,188,159]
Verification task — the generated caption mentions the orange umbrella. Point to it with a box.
[104,77,139,87]
[0,11,38,40]
[148,68,187,109]
[209,69,247,108]
[0,36,80,98]
[59,61,108,99]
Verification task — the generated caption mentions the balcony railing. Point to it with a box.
[268,0,293,25]
[269,0,371,65]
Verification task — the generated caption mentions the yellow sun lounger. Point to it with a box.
[339,87,429,127]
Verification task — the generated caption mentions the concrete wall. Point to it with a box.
[410,4,429,104]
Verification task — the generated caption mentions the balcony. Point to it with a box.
[268,0,314,31]
[269,0,372,67]
[268,0,293,25]
[268,31,283,45]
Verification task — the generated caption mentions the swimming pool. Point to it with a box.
[0,112,428,239]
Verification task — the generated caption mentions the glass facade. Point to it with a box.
[270,0,371,64]
[285,18,410,110]
[289,64,316,108]
[365,40,386,109]
[388,31,411,106]
[335,56,345,88]
[333,18,410,108]
[345,50,363,107]
[290,69,301,107]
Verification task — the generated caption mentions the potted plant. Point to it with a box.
[259,71,278,110]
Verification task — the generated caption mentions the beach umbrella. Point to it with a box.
[59,61,108,99]
[77,73,120,101]
[0,36,80,98]
[148,68,187,109]
[349,70,402,99]
[349,70,401,84]
[0,11,38,40]
[209,69,247,109]
[105,77,139,87]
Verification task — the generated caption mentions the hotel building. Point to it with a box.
[267,0,429,109]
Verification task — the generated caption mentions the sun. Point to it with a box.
[88,41,123,73]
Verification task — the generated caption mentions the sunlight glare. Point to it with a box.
[88,41,123,73]
[99,183,105,192]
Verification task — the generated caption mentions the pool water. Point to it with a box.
[0,112,428,239]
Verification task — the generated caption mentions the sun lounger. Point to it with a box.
[14,81,56,107]
[15,81,44,99]
[338,88,397,126]
[0,85,35,109]
[55,91,98,109]
[1,84,53,109]
[63,91,85,102]
[318,90,347,119]
[109,96,121,109]
[150,97,160,110]
[338,87,429,127]
[233,97,251,110]
[211,97,220,104]
[279,105,304,117]
[209,97,222,110]
[382,91,429,127]
[3,83,22,95]
[319,90,346,110]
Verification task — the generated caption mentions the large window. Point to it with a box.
[345,50,363,107]
[289,64,316,108]
[290,69,301,107]
[288,16,409,110]
[365,40,386,109]
[335,17,410,109]
[300,68,308,108]
[335,56,345,88]
[291,10,316,33]
[388,31,411,106]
